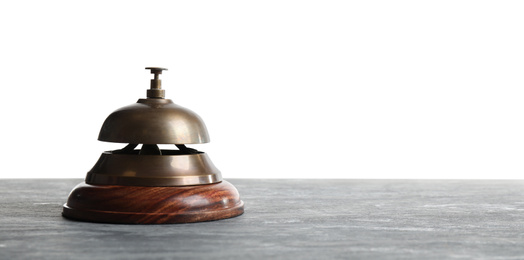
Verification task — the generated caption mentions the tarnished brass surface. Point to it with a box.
[86,150,222,186]
[98,98,210,144]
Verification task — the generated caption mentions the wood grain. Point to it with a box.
[62,181,244,224]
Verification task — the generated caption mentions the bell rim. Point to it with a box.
[86,151,222,187]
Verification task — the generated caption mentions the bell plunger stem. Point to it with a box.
[145,67,167,98]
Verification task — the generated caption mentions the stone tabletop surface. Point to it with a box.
[1,179,524,259]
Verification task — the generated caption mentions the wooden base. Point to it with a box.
[62,181,244,224]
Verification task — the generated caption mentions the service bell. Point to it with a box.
[63,67,244,224]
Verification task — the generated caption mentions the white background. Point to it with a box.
[1,1,523,179]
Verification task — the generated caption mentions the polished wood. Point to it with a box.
[62,181,244,224]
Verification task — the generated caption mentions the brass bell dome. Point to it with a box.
[98,68,210,145]
[98,99,209,144]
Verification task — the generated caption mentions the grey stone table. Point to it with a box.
[1,179,524,259]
